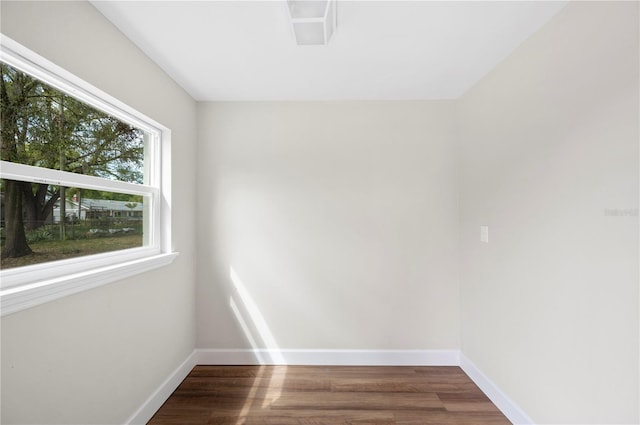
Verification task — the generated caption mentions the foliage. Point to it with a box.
[26,227,54,243]
[69,189,143,202]
[0,61,145,258]
[0,63,144,181]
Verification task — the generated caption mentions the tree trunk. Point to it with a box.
[22,183,59,230]
[1,179,32,259]
[1,65,33,259]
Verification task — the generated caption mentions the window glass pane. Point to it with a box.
[0,180,145,270]
[0,62,145,184]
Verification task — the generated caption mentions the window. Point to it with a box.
[0,35,177,315]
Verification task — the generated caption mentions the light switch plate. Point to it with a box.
[480,225,489,243]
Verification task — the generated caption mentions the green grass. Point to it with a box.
[0,234,143,269]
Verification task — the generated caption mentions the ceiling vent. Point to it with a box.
[287,0,337,45]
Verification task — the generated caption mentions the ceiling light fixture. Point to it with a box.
[286,0,337,46]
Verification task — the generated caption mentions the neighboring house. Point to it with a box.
[0,194,142,226]
[52,197,143,223]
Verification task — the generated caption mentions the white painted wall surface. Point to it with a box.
[196,102,460,352]
[0,2,197,424]
[457,2,639,423]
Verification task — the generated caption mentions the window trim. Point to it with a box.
[0,34,177,316]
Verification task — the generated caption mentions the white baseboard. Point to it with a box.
[194,348,460,366]
[124,351,198,425]
[125,349,532,425]
[460,353,535,425]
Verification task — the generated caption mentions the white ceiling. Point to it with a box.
[91,1,567,101]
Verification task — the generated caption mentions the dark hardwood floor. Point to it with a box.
[148,365,512,425]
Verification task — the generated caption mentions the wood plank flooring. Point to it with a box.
[148,366,512,425]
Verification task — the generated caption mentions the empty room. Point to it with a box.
[0,1,637,424]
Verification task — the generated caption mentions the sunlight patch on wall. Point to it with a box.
[229,266,285,364]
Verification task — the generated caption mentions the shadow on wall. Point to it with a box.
[229,266,285,364]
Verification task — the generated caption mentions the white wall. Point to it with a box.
[0,2,197,424]
[457,2,639,424]
[196,102,460,351]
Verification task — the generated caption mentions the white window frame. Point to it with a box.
[0,35,177,316]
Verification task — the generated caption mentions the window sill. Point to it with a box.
[0,252,179,316]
